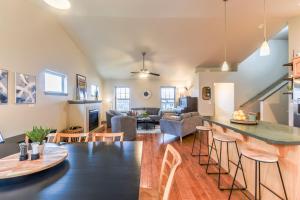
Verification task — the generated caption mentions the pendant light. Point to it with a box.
[43,0,71,10]
[221,0,230,72]
[259,0,270,56]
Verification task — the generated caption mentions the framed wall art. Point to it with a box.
[15,73,36,104]
[0,69,8,104]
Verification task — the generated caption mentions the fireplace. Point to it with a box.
[88,109,99,132]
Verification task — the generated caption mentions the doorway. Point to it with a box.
[214,83,234,118]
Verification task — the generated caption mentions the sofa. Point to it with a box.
[106,110,122,128]
[160,112,203,143]
[111,115,137,141]
[131,107,161,124]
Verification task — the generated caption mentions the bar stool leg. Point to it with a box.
[228,154,242,200]
[191,131,198,156]
[259,162,261,200]
[218,141,223,189]
[227,142,230,173]
[277,162,288,200]
[234,142,247,189]
[206,138,220,173]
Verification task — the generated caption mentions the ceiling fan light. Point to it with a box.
[139,73,149,78]
[221,61,230,72]
[43,0,71,10]
[260,40,270,56]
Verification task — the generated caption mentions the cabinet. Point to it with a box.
[179,96,198,113]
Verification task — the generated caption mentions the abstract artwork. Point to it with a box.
[15,73,36,104]
[76,74,87,100]
[0,69,8,104]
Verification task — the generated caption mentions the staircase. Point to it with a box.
[239,73,288,112]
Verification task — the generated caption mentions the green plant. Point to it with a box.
[26,126,51,144]
[141,112,149,118]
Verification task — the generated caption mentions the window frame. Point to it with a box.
[44,70,68,96]
[115,86,130,112]
[160,86,176,110]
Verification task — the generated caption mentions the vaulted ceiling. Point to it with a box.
[35,0,300,81]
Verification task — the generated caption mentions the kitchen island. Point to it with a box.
[200,116,300,200]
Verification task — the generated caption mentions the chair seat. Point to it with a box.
[196,126,212,131]
[213,133,236,142]
[241,148,278,163]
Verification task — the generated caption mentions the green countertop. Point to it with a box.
[201,117,300,145]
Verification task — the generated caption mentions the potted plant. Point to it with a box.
[26,126,51,155]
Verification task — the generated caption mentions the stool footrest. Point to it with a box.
[261,183,286,200]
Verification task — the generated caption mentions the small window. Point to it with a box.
[161,87,176,110]
[115,87,130,112]
[44,70,67,95]
[91,85,99,97]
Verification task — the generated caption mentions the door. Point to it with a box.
[214,83,234,118]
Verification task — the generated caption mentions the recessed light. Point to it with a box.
[43,0,71,10]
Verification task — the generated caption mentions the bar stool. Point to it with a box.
[191,126,213,165]
[228,148,288,200]
[206,133,247,191]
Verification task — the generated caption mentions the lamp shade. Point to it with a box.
[260,40,270,56]
[221,61,230,72]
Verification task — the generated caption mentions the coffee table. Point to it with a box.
[137,117,156,130]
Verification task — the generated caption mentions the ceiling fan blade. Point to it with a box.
[149,72,160,76]
[130,71,140,74]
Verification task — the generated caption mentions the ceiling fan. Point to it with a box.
[131,52,160,78]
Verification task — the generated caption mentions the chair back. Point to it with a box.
[92,132,124,142]
[46,133,57,143]
[159,144,182,200]
[56,133,90,143]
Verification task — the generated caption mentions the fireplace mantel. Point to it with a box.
[67,100,102,104]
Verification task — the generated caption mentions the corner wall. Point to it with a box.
[0,1,102,138]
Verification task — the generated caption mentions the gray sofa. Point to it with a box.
[106,110,122,128]
[131,107,161,124]
[160,112,203,143]
[111,115,137,141]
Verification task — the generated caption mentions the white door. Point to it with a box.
[214,83,234,118]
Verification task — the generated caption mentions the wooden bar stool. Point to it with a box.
[206,133,247,191]
[229,148,288,200]
[192,126,213,165]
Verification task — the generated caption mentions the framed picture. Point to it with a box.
[15,73,36,104]
[0,69,8,104]
[76,74,87,100]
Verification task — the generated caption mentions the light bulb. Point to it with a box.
[43,0,71,10]
[221,61,230,72]
[139,73,148,78]
[260,40,270,56]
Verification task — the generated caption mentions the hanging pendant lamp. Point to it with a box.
[221,0,230,72]
[260,0,270,56]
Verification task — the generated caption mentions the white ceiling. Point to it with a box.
[36,0,300,81]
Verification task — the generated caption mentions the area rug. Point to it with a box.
[137,125,161,134]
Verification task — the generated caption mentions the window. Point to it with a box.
[161,87,176,110]
[44,70,67,95]
[91,85,99,97]
[115,87,130,112]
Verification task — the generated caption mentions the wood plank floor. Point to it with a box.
[137,133,246,200]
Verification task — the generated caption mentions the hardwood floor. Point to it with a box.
[137,133,246,200]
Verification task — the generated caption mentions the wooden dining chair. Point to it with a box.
[56,133,90,143]
[92,132,124,142]
[46,133,57,143]
[140,144,182,200]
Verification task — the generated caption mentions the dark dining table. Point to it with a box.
[0,141,143,200]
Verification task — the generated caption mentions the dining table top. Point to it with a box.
[0,141,143,200]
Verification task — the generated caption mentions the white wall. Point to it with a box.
[0,1,102,138]
[198,40,288,116]
[102,79,187,119]
[260,86,288,125]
